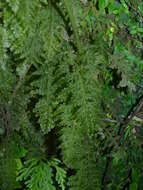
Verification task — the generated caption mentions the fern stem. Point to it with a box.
[63,0,81,54]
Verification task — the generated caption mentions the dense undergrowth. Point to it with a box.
[0,0,143,189]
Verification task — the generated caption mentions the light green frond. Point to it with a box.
[17,158,66,190]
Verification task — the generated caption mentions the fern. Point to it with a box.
[17,158,66,190]
[0,0,143,190]
[54,39,106,189]
[31,2,63,133]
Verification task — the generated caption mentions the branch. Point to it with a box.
[101,156,112,190]
[101,93,143,189]
[118,93,143,139]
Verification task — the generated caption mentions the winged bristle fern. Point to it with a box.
[0,0,143,190]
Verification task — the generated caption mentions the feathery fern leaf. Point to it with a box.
[17,158,66,190]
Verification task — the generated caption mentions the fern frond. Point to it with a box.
[31,2,65,133]
[32,62,56,133]
[50,158,67,190]
[57,43,105,189]
[17,158,66,190]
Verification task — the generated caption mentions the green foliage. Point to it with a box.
[17,158,66,190]
[0,0,143,190]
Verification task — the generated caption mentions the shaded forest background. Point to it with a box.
[0,0,143,189]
